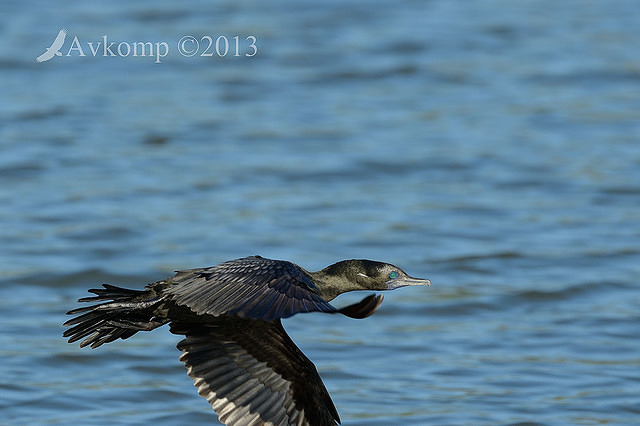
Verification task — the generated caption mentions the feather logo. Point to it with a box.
[36,28,67,63]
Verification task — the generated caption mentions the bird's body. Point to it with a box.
[64,256,430,425]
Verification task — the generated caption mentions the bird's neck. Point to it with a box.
[308,271,361,302]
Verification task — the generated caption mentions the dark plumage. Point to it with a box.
[64,255,430,425]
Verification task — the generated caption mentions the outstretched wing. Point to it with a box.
[166,256,339,321]
[171,317,340,426]
[36,51,54,63]
[336,293,383,319]
[51,28,67,50]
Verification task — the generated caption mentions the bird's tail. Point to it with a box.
[63,284,167,349]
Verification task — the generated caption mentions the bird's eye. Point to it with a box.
[389,271,398,279]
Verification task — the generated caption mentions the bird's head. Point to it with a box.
[320,259,430,294]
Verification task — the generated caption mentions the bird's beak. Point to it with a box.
[386,275,431,290]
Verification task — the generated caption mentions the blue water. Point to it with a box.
[2,0,640,424]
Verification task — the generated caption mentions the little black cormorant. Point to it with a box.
[64,255,430,425]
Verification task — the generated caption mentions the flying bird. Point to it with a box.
[36,28,67,63]
[64,255,430,425]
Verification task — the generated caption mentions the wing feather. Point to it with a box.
[166,256,338,321]
[171,317,340,426]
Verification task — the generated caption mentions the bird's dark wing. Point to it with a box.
[165,256,338,321]
[336,294,384,319]
[171,317,340,426]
